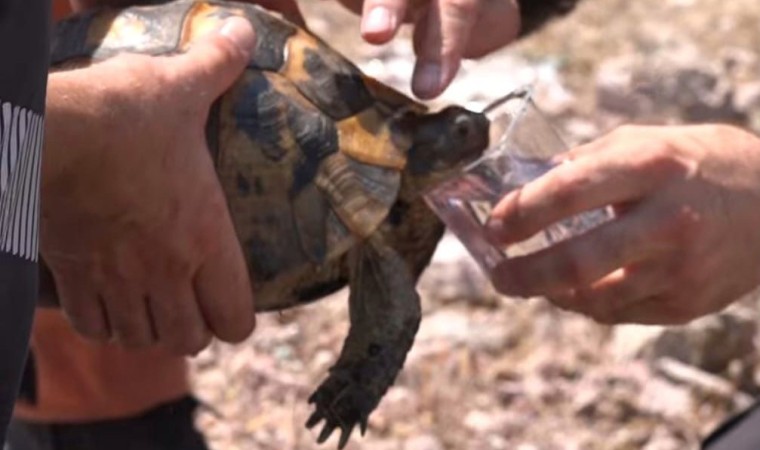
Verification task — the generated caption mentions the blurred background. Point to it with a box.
[191,0,760,448]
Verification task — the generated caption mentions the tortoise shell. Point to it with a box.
[48,1,491,448]
[51,0,435,306]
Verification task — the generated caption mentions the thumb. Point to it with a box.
[169,16,256,102]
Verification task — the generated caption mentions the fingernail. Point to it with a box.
[219,17,256,54]
[362,7,394,35]
[413,62,443,98]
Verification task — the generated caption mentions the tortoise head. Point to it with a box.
[399,105,490,189]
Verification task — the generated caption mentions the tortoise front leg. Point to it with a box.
[305,235,421,449]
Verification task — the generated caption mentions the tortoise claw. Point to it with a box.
[338,424,356,449]
[359,416,368,436]
[306,370,379,447]
[306,410,323,429]
[317,420,337,444]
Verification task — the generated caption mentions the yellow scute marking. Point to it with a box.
[93,13,150,49]
[279,29,318,85]
[180,4,246,49]
[336,109,408,170]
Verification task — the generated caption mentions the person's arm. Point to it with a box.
[486,124,760,325]
[0,0,51,443]
[40,18,258,355]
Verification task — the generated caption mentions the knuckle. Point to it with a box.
[659,205,703,241]
[636,143,694,181]
[210,36,241,65]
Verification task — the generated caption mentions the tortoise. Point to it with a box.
[45,0,491,447]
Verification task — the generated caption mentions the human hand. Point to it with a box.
[485,124,760,325]
[335,0,520,99]
[41,17,257,355]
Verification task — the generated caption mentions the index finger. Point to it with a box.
[411,0,479,99]
[484,151,662,246]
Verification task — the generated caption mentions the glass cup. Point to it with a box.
[424,86,613,275]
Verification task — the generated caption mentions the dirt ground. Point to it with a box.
[189,0,760,449]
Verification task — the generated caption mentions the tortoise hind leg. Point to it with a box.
[305,235,421,449]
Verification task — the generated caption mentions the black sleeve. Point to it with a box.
[0,0,50,445]
[517,0,583,36]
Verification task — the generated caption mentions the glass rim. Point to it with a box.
[422,85,538,197]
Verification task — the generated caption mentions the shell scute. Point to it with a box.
[279,29,375,120]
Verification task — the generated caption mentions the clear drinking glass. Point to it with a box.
[424,86,613,274]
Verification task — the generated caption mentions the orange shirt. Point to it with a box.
[52,0,72,21]
[14,310,190,422]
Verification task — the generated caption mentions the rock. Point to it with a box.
[642,427,685,450]
[309,349,336,374]
[371,386,421,431]
[515,445,540,450]
[610,307,758,374]
[595,50,746,124]
[464,410,502,434]
[362,440,403,450]
[414,310,514,353]
[595,56,656,117]
[720,46,759,74]
[607,426,654,449]
[531,70,577,117]
[561,118,601,145]
[638,377,693,419]
[403,434,444,450]
[734,81,760,111]
[654,357,754,409]
[610,325,676,362]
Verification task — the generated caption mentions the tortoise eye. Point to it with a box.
[454,115,473,138]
